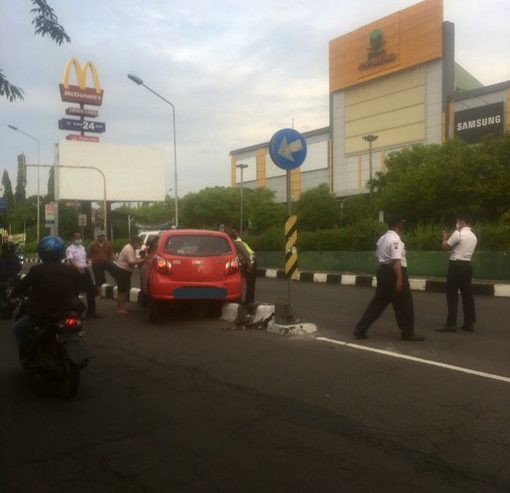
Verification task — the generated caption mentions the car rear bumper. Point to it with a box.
[148,276,242,301]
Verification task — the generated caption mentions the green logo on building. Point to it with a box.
[359,28,397,70]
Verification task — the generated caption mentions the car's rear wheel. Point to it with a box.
[139,290,148,308]
[207,301,223,318]
[148,298,162,323]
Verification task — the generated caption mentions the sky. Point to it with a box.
[1,0,509,198]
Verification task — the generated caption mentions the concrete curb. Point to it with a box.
[256,268,510,298]
[100,284,140,303]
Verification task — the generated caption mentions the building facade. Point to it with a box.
[230,0,510,199]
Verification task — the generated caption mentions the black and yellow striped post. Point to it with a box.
[285,215,298,278]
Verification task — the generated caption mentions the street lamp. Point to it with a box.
[236,163,248,235]
[362,134,378,197]
[8,124,40,242]
[127,74,179,227]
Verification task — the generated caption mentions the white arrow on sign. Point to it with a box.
[277,137,304,162]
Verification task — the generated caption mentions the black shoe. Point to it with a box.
[436,325,457,332]
[460,324,475,331]
[401,333,425,341]
[353,329,368,340]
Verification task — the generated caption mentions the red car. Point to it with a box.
[140,229,242,321]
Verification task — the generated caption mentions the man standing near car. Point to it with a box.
[66,232,100,319]
[114,237,145,315]
[437,214,478,332]
[230,229,256,305]
[353,214,425,342]
[88,230,115,295]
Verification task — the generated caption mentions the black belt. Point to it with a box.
[450,259,471,263]
[379,263,407,272]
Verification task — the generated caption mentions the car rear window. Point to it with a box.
[164,235,232,257]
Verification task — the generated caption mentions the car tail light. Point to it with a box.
[225,257,240,275]
[154,256,172,275]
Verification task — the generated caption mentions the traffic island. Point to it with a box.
[221,302,317,335]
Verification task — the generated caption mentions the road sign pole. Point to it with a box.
[287,170,292,310]
[269,128,307,325]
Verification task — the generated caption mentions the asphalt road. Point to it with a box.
[1,276,510,492]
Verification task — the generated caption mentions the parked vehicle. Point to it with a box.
[14,299,88,399]
[136,230,161,258]
[140,229,242,322]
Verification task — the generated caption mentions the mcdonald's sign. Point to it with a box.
[59,58,104,106]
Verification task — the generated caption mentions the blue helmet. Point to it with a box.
[37,236,65,263]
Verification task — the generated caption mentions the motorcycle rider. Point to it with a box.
[0,241,22,319]
[10,236,83,364]
[0,241,22,283]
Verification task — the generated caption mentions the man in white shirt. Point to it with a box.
[66,231,99,319]
[354,214,425,341]
[437,214,478,332]
[354,215,425,341]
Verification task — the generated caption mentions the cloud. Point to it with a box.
[1,0,509,201]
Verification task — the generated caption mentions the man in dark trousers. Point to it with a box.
[437,214,478,332]
[353,214,425,342]
[230,229,256,305]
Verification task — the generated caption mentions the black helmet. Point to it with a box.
[37,236,65,263]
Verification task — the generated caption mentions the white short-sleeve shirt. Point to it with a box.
[66,243,87,269]
[376,230,407,268]
[447,227,477,261]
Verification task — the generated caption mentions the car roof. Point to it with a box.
[159,229,230,238]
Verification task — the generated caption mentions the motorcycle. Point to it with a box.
[15,299,89,399]
[0,278,18,319]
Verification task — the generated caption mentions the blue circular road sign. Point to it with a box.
[269,128,307,171]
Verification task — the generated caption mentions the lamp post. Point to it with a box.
[127,74,179,227]
[8,124,40,242]
[236,163,248,235]
[362,134,378,198]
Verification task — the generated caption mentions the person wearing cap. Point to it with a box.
[88,230,115,295]
[229,229,257,305]
[437,214,478,332]
[353,214,425,342]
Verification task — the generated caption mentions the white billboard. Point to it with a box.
[56,140,166,201]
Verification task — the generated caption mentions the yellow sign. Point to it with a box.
[59,58,104,106]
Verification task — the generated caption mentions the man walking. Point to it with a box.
[66,232,100,319]
[353,214,425,342]
[437,214,478,332]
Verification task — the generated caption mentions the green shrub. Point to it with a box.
[475,222,510,251]
[405,223,443,251]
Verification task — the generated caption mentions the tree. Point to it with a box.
[373,135,510,224]
[47,166,54,200]
[294,184,340,231]
[1,170,15,211]
[15,157,27,203]
[0,0,70,101]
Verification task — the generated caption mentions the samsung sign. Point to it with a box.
[455,102,504,143]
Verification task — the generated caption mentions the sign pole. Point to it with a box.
[287,170,292,310]
[269,128,306,325]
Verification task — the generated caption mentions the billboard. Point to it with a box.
[329,0,443,93]
[454,102,504,144]
[56,141,166,202]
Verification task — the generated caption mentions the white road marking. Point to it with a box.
[316,337,510,384]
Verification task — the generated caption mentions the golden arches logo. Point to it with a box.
[62,58,102,92]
